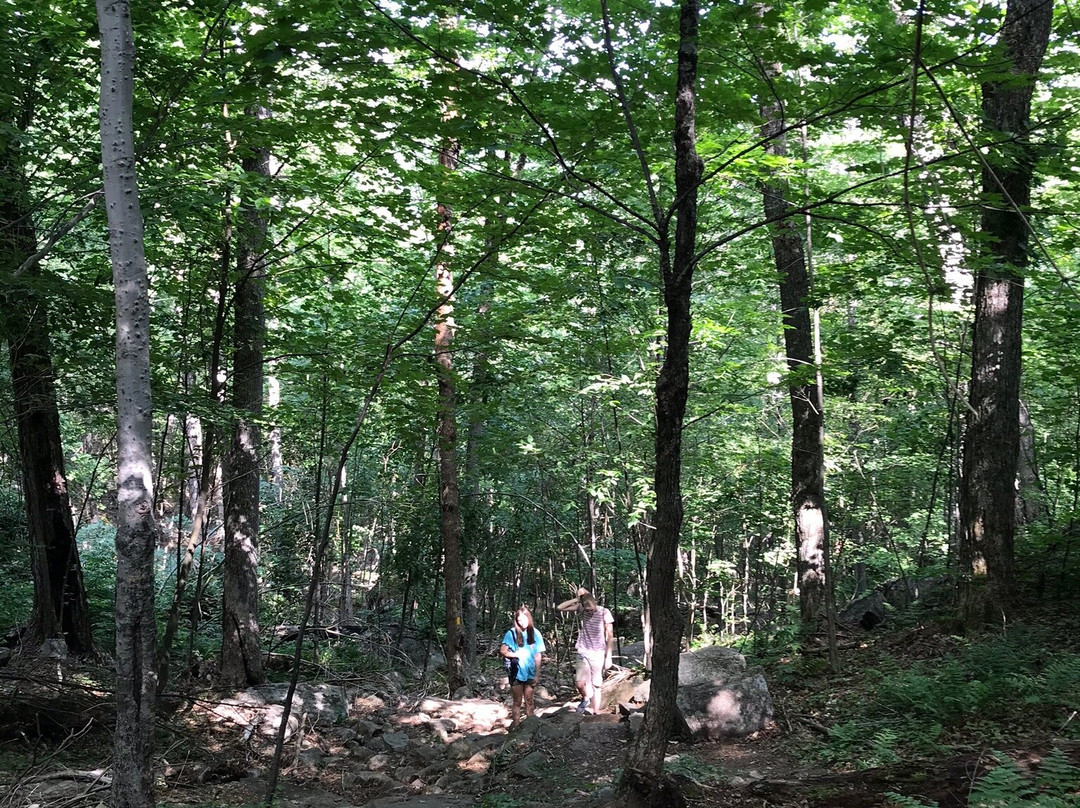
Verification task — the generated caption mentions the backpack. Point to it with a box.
[502,654,519,681]
[503,631,522,681]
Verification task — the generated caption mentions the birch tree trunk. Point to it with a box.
[97,1,156,805]
[959,0,1053,630]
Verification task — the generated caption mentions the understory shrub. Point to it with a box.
[886,748,1080,807]
[822,628,1080,768]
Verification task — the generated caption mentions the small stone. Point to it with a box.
[382,731,409,752]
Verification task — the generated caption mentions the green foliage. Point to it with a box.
[76,521,118,650]
[824,721,930,770]
[482,786,543,808]
[0,488,30,630]
[663,753,726,785]
[890,748,1080,808]
[476,795,526,808]
[820,630,1080,769]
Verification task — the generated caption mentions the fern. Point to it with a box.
[1043,658,1080,711]
[884,794,935,808]
[968,750,1080,808]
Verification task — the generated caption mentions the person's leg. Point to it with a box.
[511,681,523,728]
[574,656,591,710]
[588,651,604,714]
[523,682,535,717]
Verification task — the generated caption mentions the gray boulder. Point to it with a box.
[674,646,774,739]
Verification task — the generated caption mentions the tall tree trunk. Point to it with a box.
[620,0,702,786]
[221,105,270,687]
[0,42,94,659]
[759,68,830,633]
[435,131,466,694]
[959,0,1052,630]
[97,1,156,805]
[268,375,284,503]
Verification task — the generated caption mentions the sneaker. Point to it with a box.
[576,699,588,714]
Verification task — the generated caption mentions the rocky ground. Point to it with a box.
[1,659,815,808]
[3,614,1077,808]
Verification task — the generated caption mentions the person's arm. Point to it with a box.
[557,587,590,611]
[533,633,546,683]
[603,611,614,669]
[500,642,513,660]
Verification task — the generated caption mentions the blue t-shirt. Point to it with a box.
[502,627,545,682]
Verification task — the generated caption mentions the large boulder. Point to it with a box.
[674,646,774,739]
[839,575,952,630]
[216,683,350,738]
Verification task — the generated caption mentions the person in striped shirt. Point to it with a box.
[557,588,614,715]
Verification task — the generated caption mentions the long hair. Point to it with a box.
[512,605,536,646]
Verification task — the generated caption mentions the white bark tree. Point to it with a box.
[96,0,156,806]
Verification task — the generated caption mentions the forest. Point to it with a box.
[1,0,1079,806]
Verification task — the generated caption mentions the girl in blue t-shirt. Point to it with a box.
[500,605,545,728]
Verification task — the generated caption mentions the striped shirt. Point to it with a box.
[576,606,613,653]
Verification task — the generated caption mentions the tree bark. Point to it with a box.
[96,1,157,805]
[620,0,702,784]
[221,105,270,687]
[959,0,1053,630]
[435,132,466,694]
[0,32,94,659]
[759,62,830,634]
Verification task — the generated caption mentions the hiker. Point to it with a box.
[500,605,545,729]
[557,588,614,714]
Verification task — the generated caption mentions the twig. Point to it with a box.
[794,714,831,737]
[15,193,102,277]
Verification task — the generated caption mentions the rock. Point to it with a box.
[409,744,442,765]
[601,674,647,709]
[838,590,886,629]
[297,748,325,769]
[418,759,455,779]
[345,770,395,790]
[382,731,410,752]
[0,648,11,667]
[414,697,508,733]
[677,646,746,687]
[368,753,392,771]
[352,694,387,714]
[330,726,358,743]
[365,794,474,807]
[510,750,547,779]
[462,752,489,773]
[445,738,473,760]
[227,683,349,729]
[451,685,472,699]
[347,742,374,761]
[255,705,300,739]
[839,575,952,630]
[673,646,773,738]
[627,712,645,735]
[354,718,381,738]
[41,638,68,659]
[618,641,647,667]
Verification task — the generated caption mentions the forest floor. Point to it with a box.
[1,603,1078,808]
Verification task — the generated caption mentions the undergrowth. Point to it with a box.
[804,620,1080,770]
[886,748,1080,807]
